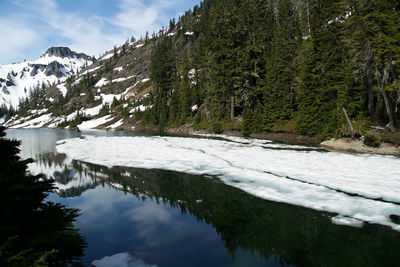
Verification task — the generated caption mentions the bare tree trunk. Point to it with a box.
[368,75,375,117]
[306,0,311,35]
[230,96,234,121]
[375,63,396,132]
[342,107,354,132]
[380,88,396,132]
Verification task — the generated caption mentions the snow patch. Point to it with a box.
[77,115,114,130]
[81,104,102,117]
[112,75,135,83]
[100,53,113,61]
[12,113,52,128]
[130,105,147,113]
[95,78,109,87]
[332,215,364,228]
[107,119,124,129]
[72,77,82,86]
[100,93,122,105]
[57,83,68,96]
[328,9,353,25]
[83,65,101,74]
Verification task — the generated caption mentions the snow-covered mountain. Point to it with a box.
[0,47,92,109]
[4,38,153,130]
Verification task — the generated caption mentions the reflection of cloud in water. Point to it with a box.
[92,252,157,267]
[127,202,174,246]
[131,202,172,225]
[76,187,128,226]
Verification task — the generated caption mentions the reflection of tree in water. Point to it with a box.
[72,161,400,267]
[35,153,101,198]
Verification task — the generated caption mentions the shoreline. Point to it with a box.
[8,122,400,156]
[321,138,400,157]
[94,123,400,157]
[158,126,400,157]
[161,125,318,146]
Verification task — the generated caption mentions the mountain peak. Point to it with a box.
[0,46,93,108]
[43,47,92,61]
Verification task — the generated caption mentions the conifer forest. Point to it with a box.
[147,0,400,141]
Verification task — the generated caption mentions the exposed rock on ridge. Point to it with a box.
[44,47,92,61]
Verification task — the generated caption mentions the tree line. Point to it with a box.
[146,0,400,142]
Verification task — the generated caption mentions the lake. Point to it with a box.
[6,128,400,267]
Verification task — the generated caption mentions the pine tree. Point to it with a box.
[0,127,86,266]
[150,36,176,130]
[296,39,322,135]
[272,0,301,121]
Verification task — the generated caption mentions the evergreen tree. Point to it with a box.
[150,36,176,131]
[262,0,301,129]
[0,127,86,266]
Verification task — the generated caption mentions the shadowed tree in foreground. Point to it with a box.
[0,126,86,266]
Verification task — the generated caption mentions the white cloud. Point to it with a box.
[12,0,125,57]
[112,0,173,36]
[0,18,39,63]
[1,0,200,63]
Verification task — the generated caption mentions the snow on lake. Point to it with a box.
[56,135,400,231]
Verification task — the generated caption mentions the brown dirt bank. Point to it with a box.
[321,138,400,156]
[162,124,318,146]
[249,132,317,146]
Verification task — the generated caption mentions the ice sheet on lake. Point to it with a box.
[56,135,400,231]
[92,252,157,267]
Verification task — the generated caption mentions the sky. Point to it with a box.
[0,0,201,64]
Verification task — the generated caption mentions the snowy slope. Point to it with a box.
[3,38,153,130]
[0,47,92,109]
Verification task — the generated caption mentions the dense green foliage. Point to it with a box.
[0,127,85,266]
[146,0,400,139]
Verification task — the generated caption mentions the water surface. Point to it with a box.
[6,129,400,267]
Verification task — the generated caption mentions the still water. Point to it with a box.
[6,129,400,267]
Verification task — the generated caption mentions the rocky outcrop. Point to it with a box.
[44,47,92,61]
[30,64,47,76]
[44,61,65,78]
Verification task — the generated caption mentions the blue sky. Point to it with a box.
[0,0,201,64]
